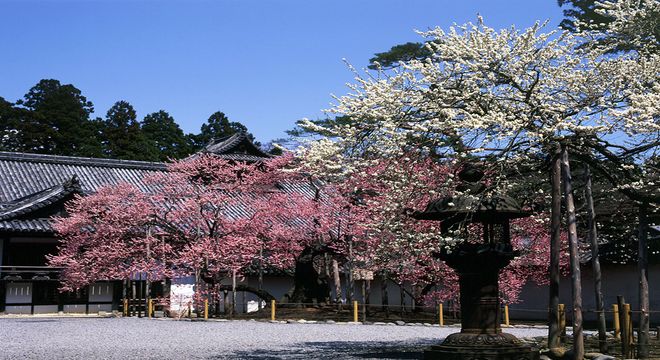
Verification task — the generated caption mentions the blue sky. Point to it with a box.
[0,0,564,144]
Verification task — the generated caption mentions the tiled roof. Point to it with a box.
[0,136,318,235]
[0,152,166,233]
[0,152,166,203]
[196,132,272,161]
[0,218,53,233]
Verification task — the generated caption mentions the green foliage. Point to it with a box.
[2,80,263,161]
[558,0,659,53]
[0,97,23,152]
[368,42,432,70]
[287,115,354,138]
[189,111,260,151]
[13,79,103,157]
[101,101,159,161]
[142,110,191,161]
[558,0,613,32]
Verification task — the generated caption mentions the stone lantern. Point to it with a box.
[413,166,539,360]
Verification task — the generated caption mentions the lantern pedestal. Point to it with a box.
[424,243,539,360]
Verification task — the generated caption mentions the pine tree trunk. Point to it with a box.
[287,247,330,304]
[548,144,562,349]
[561,145,584,360]
[585,166,607,353]
[638,203,650,358]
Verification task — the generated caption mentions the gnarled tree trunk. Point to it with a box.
[285,246,330,305]
[585,165,607,353]
[561,145,584,360]
[548,144,562,349]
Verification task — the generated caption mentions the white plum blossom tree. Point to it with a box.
[298,9,658,357]
[301,17,657,188]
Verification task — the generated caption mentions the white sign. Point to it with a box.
[169,284,194,311]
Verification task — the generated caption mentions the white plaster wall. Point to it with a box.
[64,304,87,313]
[512,264,660,323]
[33,305,58,314]
[5,283,32,304]
[5,305,31,314]
[88,304,112,312]
[88,283,113,302]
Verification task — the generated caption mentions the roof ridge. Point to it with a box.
[0,151,168,170]
[202,131,272,159]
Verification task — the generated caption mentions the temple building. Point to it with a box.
[0,132,657,321]
[0,132,272,314]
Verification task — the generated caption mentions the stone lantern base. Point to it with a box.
[423,332,539,360]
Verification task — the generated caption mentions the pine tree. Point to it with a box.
[189,111,260,151]
[142,110,191,161]
[15,79,103,157]
[101,101,159,161]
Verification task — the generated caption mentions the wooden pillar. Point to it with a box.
[138,278,143,318]
[131,280,136,317]
[30,283,35,315]
[347,237,354,303]
[230,269,237,319]
[438,303,444,326]
[145,280,151,319]
[361,280,367,322]
[613,304,620,339]
[618,295,630,358]
[270,299,276,321]
[84,284,89,315]
[0,281,6,313]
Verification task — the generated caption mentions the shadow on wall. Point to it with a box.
[215,339,439,359]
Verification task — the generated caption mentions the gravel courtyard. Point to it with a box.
[0,317,548,359]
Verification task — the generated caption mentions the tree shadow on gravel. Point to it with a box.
[214,339,439,360]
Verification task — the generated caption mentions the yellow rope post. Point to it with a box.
[353,301,359,322]
[270,300,276,321]
[147,298,152,318]
[612,304,621,339]
[204,299,209,320]
[504,304,510,327]
[438,303,444,327]
[620,303,633,358]
[558,304,566,343]
[123,298,128,316]
[624,303,633,352]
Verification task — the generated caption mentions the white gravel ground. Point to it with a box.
[0,317,549,359]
